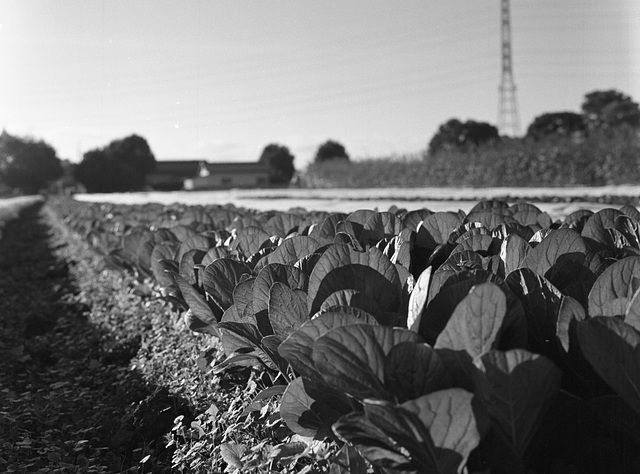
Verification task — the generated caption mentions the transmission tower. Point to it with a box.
[498,0,521,136]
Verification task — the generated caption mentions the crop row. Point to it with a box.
[52,196,640,473]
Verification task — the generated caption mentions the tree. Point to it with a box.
[427,119,499,156]
[314,140,350,163]
[258,144,295,185]
[582,89,640,130]
[75,134,156,193]
[0,131,63,194]
[526,112,587,140]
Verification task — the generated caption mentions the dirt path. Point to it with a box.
[0,202,189,473]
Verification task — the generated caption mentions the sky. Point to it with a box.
[0,1,639,169]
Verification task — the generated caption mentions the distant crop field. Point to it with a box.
[74,185,640,220]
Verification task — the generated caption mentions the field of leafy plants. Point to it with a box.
[44,195,640,473]
[302,127,640,190]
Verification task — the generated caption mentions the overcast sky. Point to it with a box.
[1,1,638,168]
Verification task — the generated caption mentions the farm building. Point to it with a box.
[146,161,202,191]
[185,162,270,190]
[147,161,270,191]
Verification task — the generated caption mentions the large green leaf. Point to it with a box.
[253,263,308,336]
[473,349,562,457]
[402,208,434,232]
[307,244,401,316]
[278,312,374,380]
[562,209,593,231]
[469,200,511,215]
[259,334,288,372]
[625,287,640,332]
[418,212,463,245]
[280,376,352,439]
[201,258,252,311]
[346,209,377,225]
[200,246,231,266]
[313,305,379,323]
[319,289,382,317]
[384,342,453,403]
[419,277,476,346]
[556,295,586,353]
[615,214,640,246]
[218,321,262,357]
[581,208,624,250]
[510,205,552,231]
[263,213,303,238]
[465,211,516,230]
[506,268,566,359]
[229,214,262,232]
[150,242,179,289]
[176,232,213,263]
[444,249,484,269]
[500,233,531,276]
[174,273,221,335]
[309,213,348,244]
[407,266,432,332]
[254,235,321,271]
[364,211,402,239]
[328,443,369,474]
[588,256,640,317]
[492,222,535,243]
[399,389,488,470]
[434,283,507,358]
[334,389,484,474]
[452,234,496,256]
[333,412,417,471]
[232,277,255,316]
[620,204,640,221]
[177,248,205,286]
[521,228,586,277]
[268,282,308,339]
[121,226,152,270]
[448,222,489,245]
[311,324,420,400]
[577,317,640,417]
[231,225,271,257]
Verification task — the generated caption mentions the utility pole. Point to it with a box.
[498,0,521,136]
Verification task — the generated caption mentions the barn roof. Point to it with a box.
[204,162,269,174]
[153,160,201,177]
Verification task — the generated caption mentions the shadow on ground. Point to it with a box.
[0,202,191,473]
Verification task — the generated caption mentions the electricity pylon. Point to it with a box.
[498,0,521,136]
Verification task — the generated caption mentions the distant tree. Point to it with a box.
[314,140,350,163]
[109,134,157,176]
[0,131,63,194]
[582,89,640,130]
[74,134,156,193]
[258,143,295,185]
[427,119,499,156]
[526,112,587,140]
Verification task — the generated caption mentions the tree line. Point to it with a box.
[0,88,637,195]
[426,89,639,156]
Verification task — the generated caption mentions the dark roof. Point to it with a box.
[153,160,201,177]
[204,162,269,174]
